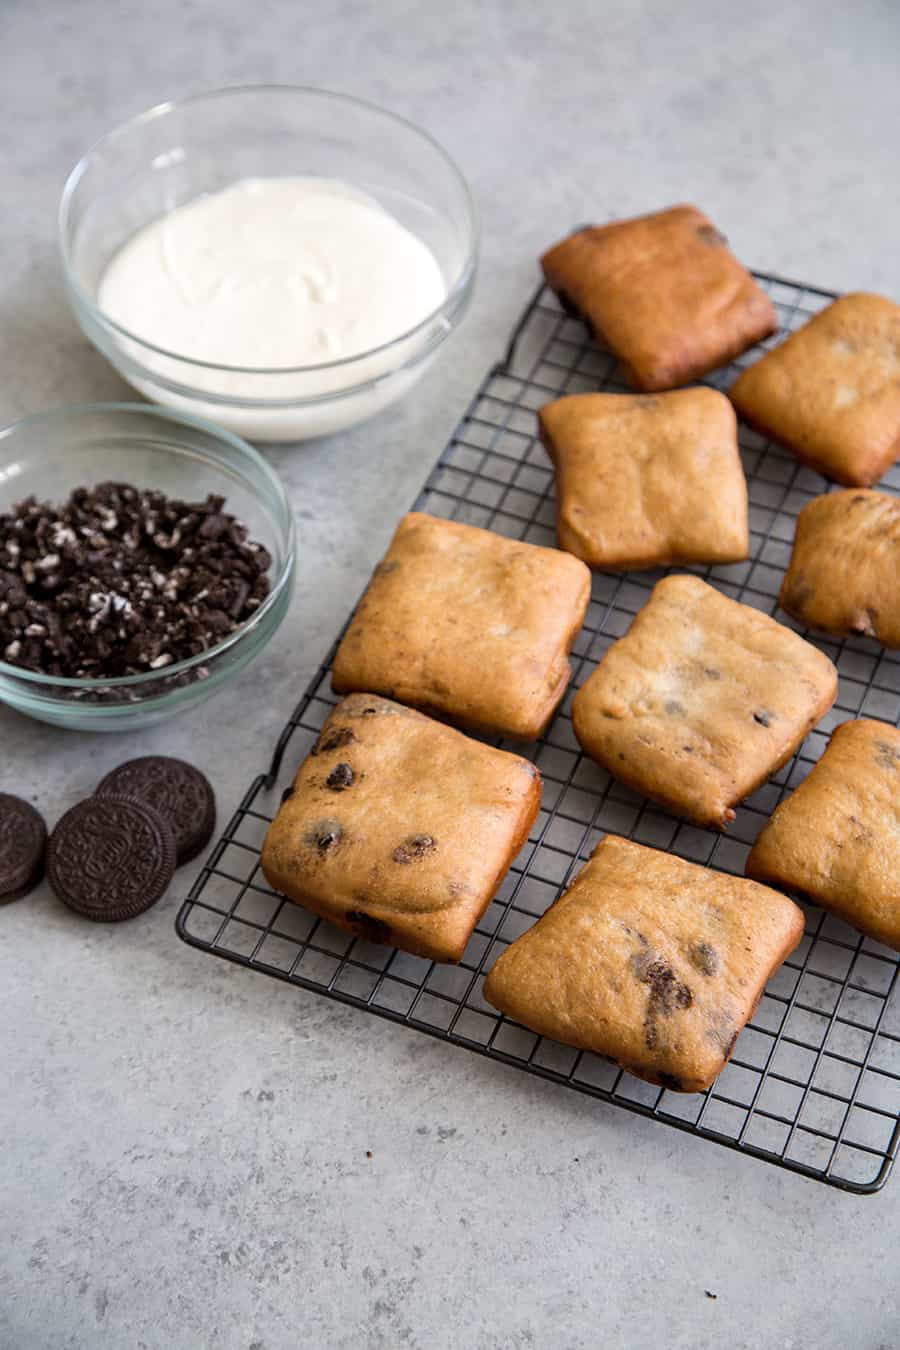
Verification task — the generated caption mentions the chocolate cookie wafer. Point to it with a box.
[96,756,215,865]
[0,793,47,901]
[47,795,176,922]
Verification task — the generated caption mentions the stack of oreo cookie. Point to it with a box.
[1,757,215,921]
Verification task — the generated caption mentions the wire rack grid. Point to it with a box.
[177,268,900,1194]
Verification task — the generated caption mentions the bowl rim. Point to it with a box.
[0,401,296,690]
[58,83,480,377]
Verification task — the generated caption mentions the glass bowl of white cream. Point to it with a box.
[59,86,478,442]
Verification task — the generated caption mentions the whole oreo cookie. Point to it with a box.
[0,793,47,901]
[47,794,176,922]
[96,756,215,865]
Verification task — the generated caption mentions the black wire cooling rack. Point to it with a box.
[177,267,900,1194]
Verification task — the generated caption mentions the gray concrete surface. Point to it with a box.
[2,2,900,1347]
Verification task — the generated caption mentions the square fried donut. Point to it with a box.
[484,835,804,1093]
[730,293,900,487]
[538,387,749,569]
[779,490,900,648]
[572,575,838,828]
[747,719,900,951]
[332,512,591,740]
[260,694,542,964]
[540,205,776,391]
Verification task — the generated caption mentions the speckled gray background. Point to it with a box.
[2,2,900,1347]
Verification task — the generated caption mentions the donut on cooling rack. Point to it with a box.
[331,511,591,740]
[730,292,900,487]
[747,719,900,952]
[484,834,804,1093]
[260,694,541,964]
[538,386,749,569]
[571,575,838,829]
[540,205,776,391]
[778,489,900,647]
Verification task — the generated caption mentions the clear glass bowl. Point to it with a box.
[59,85,479,443]
[0,404,295,730]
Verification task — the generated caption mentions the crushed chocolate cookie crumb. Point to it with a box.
[689,940,719,977]
[632,952,692,1050]
[280,785,295,805]
[0,483,271,678]
[875,740,900,770]
[706,1010,738,1053]
[696,224,727,246]
[312,727,356,756]
[665,699,686,716]
[325,763,355,791]
[392,834,437,864]
[346,910,391,943]
[306,819,342,854]
[753,710,773,728]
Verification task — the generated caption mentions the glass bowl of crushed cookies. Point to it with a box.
[0,403,295,730]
